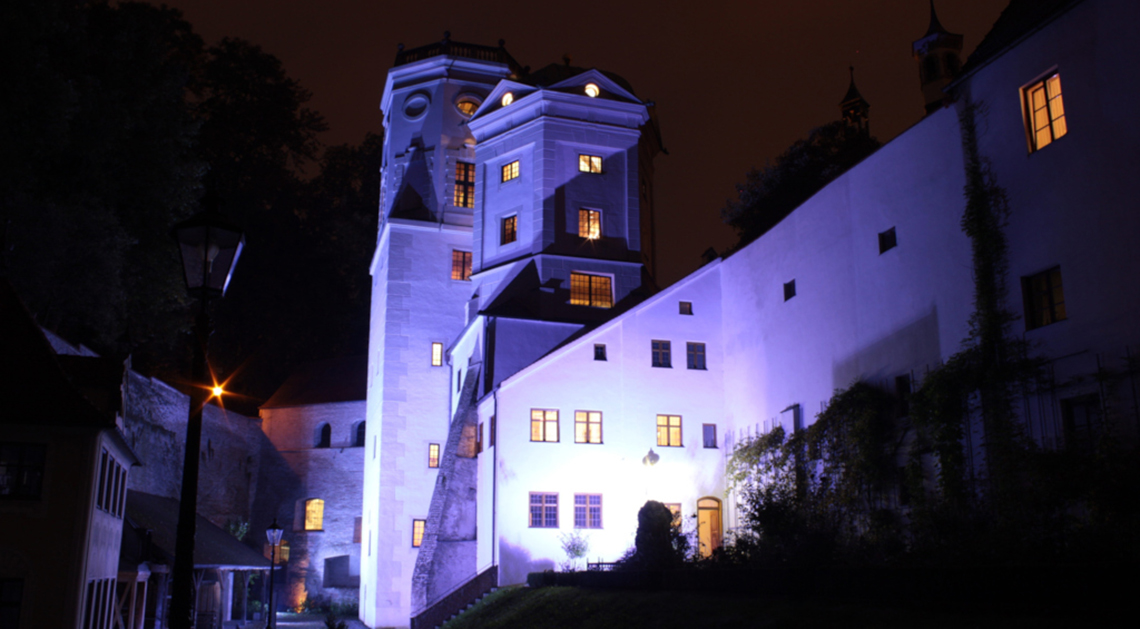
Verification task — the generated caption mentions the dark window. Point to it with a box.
[574,494,602,528]
[1061,394,1101,453]
[1022,267,1067,330]
[679,301,693,315]
[490,415,497,448]
[477,422,484,454]
[594,344,607,361]
[652,340,671,368]
[454,162,475,208]
[569,272,613,308]
[451,250,472,281]
[501,216,517,245]
[529,492,558,528]
[316,424,331,448]
[878,227,897,253]
[355,422,367,447]
[784,280,796,301]
[702,424,717,449]
[687,343,706,370]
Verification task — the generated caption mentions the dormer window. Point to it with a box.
[584,83,600,98]
[501,92,514,107]
[455,96,481,117]
[578,155,602,174]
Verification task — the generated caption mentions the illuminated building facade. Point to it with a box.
[361,2,1140,627]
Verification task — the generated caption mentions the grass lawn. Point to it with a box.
[440,585,1108,629]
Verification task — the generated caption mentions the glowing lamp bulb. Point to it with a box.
[211,386,224,398]
[501,92,514,107]
[584,83,599,98]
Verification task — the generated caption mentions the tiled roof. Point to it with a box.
[125,490,270,570]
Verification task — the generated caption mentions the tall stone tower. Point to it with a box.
[912,0,964,115]
[360,35,521,629]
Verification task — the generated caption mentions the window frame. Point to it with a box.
[574,411,603,444]
[594,344,607,361]
[529,492,559,528]
[428,443,440,468]
[1021,266,1067,331]
[578,154,603,174]
[686,342,706,370]
[501,215,518,245]
[454,161,476,208]
[679,301,693,315]
[1022,71,1067,153]
[451,250,472,281]
[412,518,426,547]
[501,160,520,182]
[578,209,602,240]
[656,414,683,447]
[530,409,559,443]
[431,342,444,367]
[702,423,718,449]
[651,340,672,368]
[574,493,603,529]
[569,272,614,308]
[304,498,325,532]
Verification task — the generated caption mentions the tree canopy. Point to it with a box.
[721,121,880,250]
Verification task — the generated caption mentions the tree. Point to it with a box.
[722,121,880,250]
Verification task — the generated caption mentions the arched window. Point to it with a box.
[355,422,367,447]
[697,497,722,558]
[304,499,324,531]
[316,423,331,448]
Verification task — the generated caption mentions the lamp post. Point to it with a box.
[168,196,245,629]
[266,519,284,629]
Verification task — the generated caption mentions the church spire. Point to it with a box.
[840,66,870,136]
[912,0,963,115]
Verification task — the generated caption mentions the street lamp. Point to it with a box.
[266,519,284,629]
[168,195,245,629]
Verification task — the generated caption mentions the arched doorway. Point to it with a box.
[697,497,722,558]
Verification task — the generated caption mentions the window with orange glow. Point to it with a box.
[451,250,472,281]
[657,415,682,447]
[501,215,517,245]
[431,342,443,367]
[304,499,324,531]
[574,411,602,444]
[578,154,602,174]
[501,92,514,107]
[1025,73,1067,151]
[412,519,425,547]
[664,503,682,528]
[454,162,475,208]
[530,409,559,442]
[428,443,440,468]
[578,209,601,239]
[569,272,612,308]
[501,160,519,182]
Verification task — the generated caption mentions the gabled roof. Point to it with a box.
[520,63,639,99]
[960,0,1081,75]
[0,278,114,429]
[261,355,367,409]
[125,491,270,570]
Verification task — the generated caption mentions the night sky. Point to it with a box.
[162,0,1005,286]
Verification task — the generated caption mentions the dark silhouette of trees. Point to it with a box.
[722,121,880,250]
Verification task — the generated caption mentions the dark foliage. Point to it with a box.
[721,121,880,250]
[617,501,691,570]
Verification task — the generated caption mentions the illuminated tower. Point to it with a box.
[360,35,521,629]
[912,0,964,115]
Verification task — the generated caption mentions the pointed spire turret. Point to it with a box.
[840,66,870,136]
[912,0,963,115]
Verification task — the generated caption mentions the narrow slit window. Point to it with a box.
[431,342,444,367]
[412,519,426,547]
[428,443,440,468]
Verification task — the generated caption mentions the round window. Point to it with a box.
[584,83,600,98]
[403,94,429,119]
[455,95,481,117]
[501,92,514,107]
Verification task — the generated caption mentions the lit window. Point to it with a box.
[454,162,475,208]
[664,503,682,528]
[456,97,480,117]
[1022,266,1066,330]
[584,83,599,98]
[651,340,671,368]
[574,494,602,528]
[428,443,440,468]
[304,499,324,531]
[431,342,444,367]
[578,154,602,174]
[501,160,519,182]
[702,424,717,448]
[529,492,558,528]
[501,92,514,107]
[879,227,897,254]
[569,272,613,308]
[574,411,602,444]
[530,409,559,442]
[451,250,472,281]
[501,215,517,245]
[657,414,682,447]
[594,344,607,361]
[679,301,693,315]
[784,280,796,301]
[686,342,706,370]
[1025,73,1067,152]
[412,519,426,547]
[578,209,601,239]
